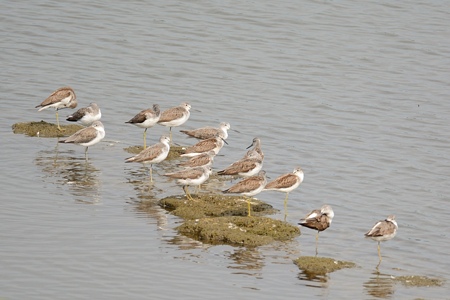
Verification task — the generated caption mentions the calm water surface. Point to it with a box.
[1,1,449,299]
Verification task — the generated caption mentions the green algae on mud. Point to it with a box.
[393,275,444,287]
[158,194,277,219]
[177,216,301,247]
[124,145,185,159]
[294,256,356,275]
[12,121,84,137]
[142,194,300,247]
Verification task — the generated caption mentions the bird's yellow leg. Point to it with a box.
[143,128,147,149]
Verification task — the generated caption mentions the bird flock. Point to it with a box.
[35,86,398,266]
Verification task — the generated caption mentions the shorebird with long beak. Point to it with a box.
[126,104,161,149]
[125,135,171,182]
[157,102,191,144]
[181,122,231,140]
[66,102,101,126]
[36,87,77,131]
[58,120,105,160]
[365,214,398,268]
[245,137,264,160]
[298,205,334,256]
[264,167,304,220]
[164,166,212,201]
[222,170,267,217]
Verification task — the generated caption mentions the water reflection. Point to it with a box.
[297,270,330,288]
[227,248,265,277]
[165,234,207,250]
[131,193,169,232]
[34,141,101,204]
[125,165,156,193]
[363,270,396,299]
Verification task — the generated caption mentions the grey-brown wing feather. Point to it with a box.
[129,145,164,162]
[184,139,216,153]
[126,110,148,124]
[165,168,203,179]
[265,174,297,189]
[366,221,395,237]
[63,127,97,144]
[38,87,73,107]
[179,154,210,167]
[181,127,218,139]
[218,159,258,175]
[300,211,329,231]
[224,175,263,193]
[67,107,91,121]
[159,107,184,122]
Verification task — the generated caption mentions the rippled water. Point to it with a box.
[1,0,449,299]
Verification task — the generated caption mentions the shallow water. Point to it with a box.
[1,0,449,299]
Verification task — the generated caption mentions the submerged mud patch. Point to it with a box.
[294,256,356,275]
[393,275,444,287]
[12,121,83,137]
[177,216,300,247]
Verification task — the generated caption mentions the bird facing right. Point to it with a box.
[36,86,78,131]
[125,135,171,182]
[264,167,304,220]
[126,104,161,149]
[365,214,398,268]
[222,170,267,217]
[157,102,191,144]
[180,122,231,140]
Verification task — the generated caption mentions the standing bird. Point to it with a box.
[222,170,267,217]
[264,167,304,220]
[245,137,264,160]
[217,151,263,177]
[58,120,105,160]
[180,133,227,157]
[164,166,212,201]
[177,150,216,168]
[365,215,398,268]
[126,104,161,149]
[157,102,191,144]
[180,122,231,140]
[66,102,101,126]
[298,205,334,256]
[35,87,78,131]
[125,135,171,182]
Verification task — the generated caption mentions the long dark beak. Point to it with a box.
[221,137,229,145]
[246,142,253,149]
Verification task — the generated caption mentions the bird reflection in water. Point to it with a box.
[165,235,207,251]
[125,160,170,193]
[227,248,264,277]
[363,270,395,299]
[132,191,168,232]
[34,141,101,204]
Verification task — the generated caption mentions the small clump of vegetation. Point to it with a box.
[294,256,356,275]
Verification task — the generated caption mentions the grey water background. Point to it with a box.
[1,0,449,299]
